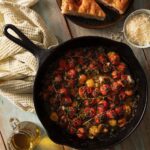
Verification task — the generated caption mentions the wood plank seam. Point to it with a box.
[0,131,7,150]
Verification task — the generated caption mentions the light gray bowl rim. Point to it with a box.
[123,9,150,48]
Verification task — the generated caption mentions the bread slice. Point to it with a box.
[97,0,129,14]
[61,0,106,21]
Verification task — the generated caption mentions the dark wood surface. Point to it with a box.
[0,0,150,150]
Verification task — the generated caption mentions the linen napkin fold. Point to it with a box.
[0,1,58,112]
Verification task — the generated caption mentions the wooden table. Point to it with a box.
[0,0,150,150]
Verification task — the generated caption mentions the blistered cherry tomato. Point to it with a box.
[54,75,62,82]
[125,90,134,96]
[117,63,126,72]
[78,87,86,97]
[97,106,105,115]
[77,128,86,139]
[98,54,107,64]
[119,91,126,100]
[86,79,95,88]
[98,100,108,109]
[106,110,116,119]
[59,88,68,95]
[79,74,87,84]
[111,70,121,79]
[107,52,120,65]
[84,100,89,106]
[68,107,76,119]
[68,125,76,135]
[72,118,82,127]
[84,107,96,118]
[68,69,77,78]
[100,84,111,95]
[115,106,123,115]
[63,97,72,106]
[94,115,101,124]
[111,81,122,92]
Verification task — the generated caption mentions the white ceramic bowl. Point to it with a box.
[123,9,150,48]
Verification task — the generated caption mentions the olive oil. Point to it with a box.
[8,121,41,150]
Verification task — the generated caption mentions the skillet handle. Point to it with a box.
[3,24,46,58]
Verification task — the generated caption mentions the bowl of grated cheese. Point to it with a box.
[123,9,150,48]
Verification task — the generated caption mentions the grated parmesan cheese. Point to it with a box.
[125,13,150,46]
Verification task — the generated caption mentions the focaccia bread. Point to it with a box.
[61,0,106,21]
[97,0,129,14]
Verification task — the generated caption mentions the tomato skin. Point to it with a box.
[68,126,76,135]
[84,100,89,106]
[59,88,68,95]
[97,106,105,115]
[99,100,108,109]
[84,107,96,118]
[79,74,87,84]
[115,106,123,116]
[68,69,77,78]
[68,107,76,119]
[108,52,120,65]
[72,118,82,127]
[100,84,111,96]
[125,90,134,96]
[63,97,72,106]
[106,110,116,119]
[54,75,62,82]
[119,91,126,100]
[77,128,86,139]
[78,87,86,98]
[94,115,101,124]
[98,54,107,64]
[111,70,121,79]
[111,81,122,92]
[117,63,126,72]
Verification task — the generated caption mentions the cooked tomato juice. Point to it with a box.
[40,47,138,139]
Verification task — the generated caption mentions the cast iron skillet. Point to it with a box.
[4,24,147,150]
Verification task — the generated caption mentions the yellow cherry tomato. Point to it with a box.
[108,119,117,127]
[86,79,95,88]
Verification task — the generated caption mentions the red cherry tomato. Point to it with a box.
[78,87,86,98]
[100,84,111,96]
[63,97,72,106]
[117,63,126,72]
[111,70,121,79]
[59,88,68,95]
[107,52,120,65]
[77,128,86,139]
[115,106,123,115]
[98,54,107,64]
[97,106,105,115]
[68,69,77,78]
[111,81,122,92]
[72,118,82,127]
[106,110,116,119]
[84,107,96,118]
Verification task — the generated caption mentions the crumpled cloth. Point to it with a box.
[0,1,58,112]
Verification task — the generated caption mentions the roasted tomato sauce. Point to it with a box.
[40,48,138,139]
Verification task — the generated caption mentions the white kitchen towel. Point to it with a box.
[0,0,38,7]
[0,1,58,112]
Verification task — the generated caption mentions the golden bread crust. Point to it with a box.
[98,0,129,14]
[61,0,106,20]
